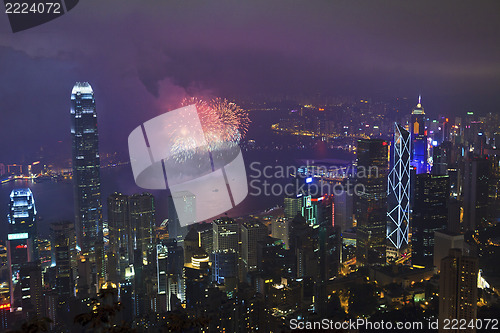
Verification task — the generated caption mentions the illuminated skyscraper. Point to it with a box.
[386,124,411,257]
[70,82,102,253]
[213,217,239,252]
[50,221,77,297]
[7,188,38,309]
[107,192,131,281]
[129,193,155,266]
[356,139,389,265]
[412,173,449,266]
[241,221,268,272]
[410,96,428,174]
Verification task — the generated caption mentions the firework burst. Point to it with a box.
[171,97,250,163]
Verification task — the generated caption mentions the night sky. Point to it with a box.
[1,0,499,161]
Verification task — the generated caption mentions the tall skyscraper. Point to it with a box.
[412,173,449,266]
[439,249,478,332]
[271,217,290,249]
[167,194,193,243]
[462,157,489,232]
[410,96,428,174]
[241,221,268,272]
[213,217,239,252]
[7,188,38,259]
[70,82,102,253]
[7,188,38,309]
[129,193,155,267]
[107,192,131,281]
[356,139,389,265]
[284,196,302,219]
[157,239,184,311]
[432,144,448,176]
[50,221,77,297]
[386,124,411,258]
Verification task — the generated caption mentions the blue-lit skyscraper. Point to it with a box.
[410,96,428,174]
[70,82,102,253]
[387,124,411,257]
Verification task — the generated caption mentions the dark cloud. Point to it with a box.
[0,0,500,161]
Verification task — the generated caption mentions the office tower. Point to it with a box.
[289,214,319,279]
[433,230,466,271]
[19,262,43,318]
[432,144,448,176]
[213,217,239,252]
[386,124,411,259]
[241,221,268,273]
[70,82,102,253]
[257,236,295,281]
[333,186,354,231]
[410,96,428,174]
[318,223,341,281]
[195,222,213,255]
[271,217,290,249]
[301,194,317,226]
[439,249,478,333]
[50,221,77,297]
[183,227,199,264]
[488,154,500,225]
[462,157,489,232]
[129,193,155,266]
[107,192,131,281]
[356,139,389,266]
[212,250,238,285]
[7,189,38,309]
[167,194,193,243]
[156,239,184,312]
[412,174,449,267]
[447,198,461,233]
[7,189,38,259]
[184,257,210,310]
[284,195,302,219]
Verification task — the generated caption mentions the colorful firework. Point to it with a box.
[170,97,250,163]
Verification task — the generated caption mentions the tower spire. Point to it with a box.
[418,94,421,105]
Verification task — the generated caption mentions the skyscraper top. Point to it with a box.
[412,95,425,115]
[71,82,93,95]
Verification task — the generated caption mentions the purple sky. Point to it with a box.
[0,0,500,161]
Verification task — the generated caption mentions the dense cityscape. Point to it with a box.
[0,82,499,332]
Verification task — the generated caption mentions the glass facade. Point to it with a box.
[387,123,411,251]
[355,139,389,265]
[7,188,37,308]
[70,82,102,253]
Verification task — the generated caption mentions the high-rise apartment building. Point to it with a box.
[70,82,102,253]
